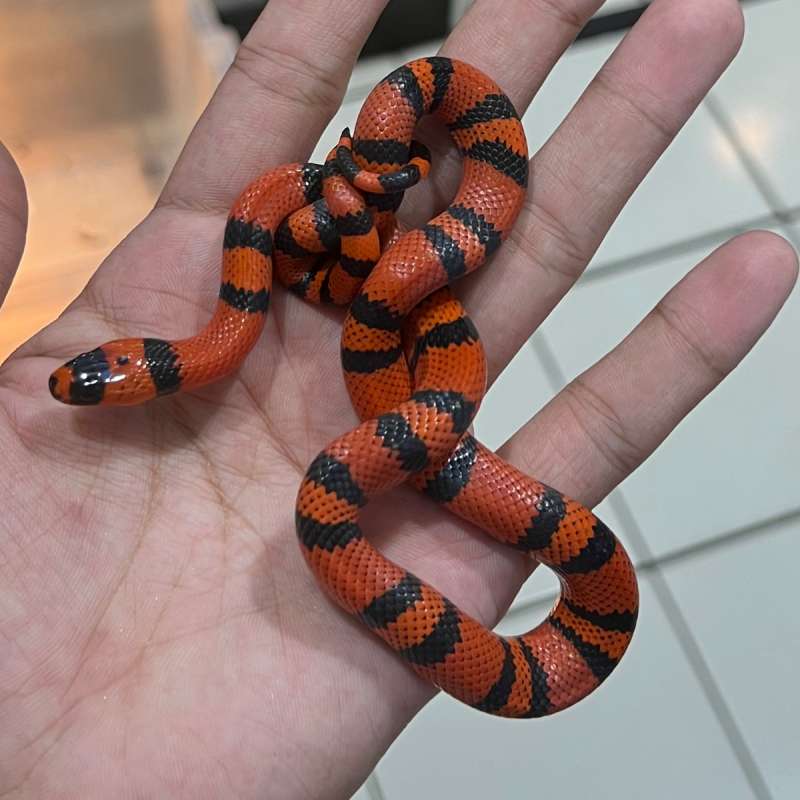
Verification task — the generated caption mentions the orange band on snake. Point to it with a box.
[49,57,638,717]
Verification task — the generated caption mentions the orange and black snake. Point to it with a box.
[49,57,638,717]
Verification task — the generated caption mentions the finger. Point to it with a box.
[499,232,798,508]
[460,0,746,383]
[401,0,606,221]
[158,0,389,213]
[442,0,604,116]
[0,142,28,307]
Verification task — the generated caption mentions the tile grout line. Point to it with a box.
[647,565,773,800]
[526,333,774,799]
[635,506,800,574]
[704,92,791,220]
[584,207,800,284]
[506,505,800,620]
[607,502,770,800]
[608,490,776,800]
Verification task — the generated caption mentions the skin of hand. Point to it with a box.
[0,1,796,798]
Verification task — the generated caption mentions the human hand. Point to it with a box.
[1,1,796,798]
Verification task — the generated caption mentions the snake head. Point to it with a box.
[49,340,146,405]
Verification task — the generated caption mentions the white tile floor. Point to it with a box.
[332,2,799,799]
[663,514,800,799]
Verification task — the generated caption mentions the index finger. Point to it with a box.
[158,0,389,214]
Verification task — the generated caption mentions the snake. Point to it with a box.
[49,56,638,717]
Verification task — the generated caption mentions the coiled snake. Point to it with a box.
[49,57,638,717]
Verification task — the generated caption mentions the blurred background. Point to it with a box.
[1,1,797,798]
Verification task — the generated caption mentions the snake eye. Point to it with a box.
[116,356,130,366]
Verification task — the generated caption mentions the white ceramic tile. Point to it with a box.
[311,98,365,164]
[663,514,800,799]
[521,34,770,267]
[711,0,799,210]
[376,578,754,800]
[350,782,372,800]
[346,53,399,102]
[537,235,800,558]
[473,339,554,452]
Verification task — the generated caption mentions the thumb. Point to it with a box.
[0,142,28,307]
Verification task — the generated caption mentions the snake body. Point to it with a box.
[49,57,638,717]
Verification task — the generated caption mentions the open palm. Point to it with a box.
[1,1,796,798]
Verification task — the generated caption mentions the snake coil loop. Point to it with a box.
[335,128,432,194]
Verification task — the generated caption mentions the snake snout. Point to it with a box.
[49,347,113,405]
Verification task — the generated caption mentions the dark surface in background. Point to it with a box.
[359,0,450,56]
[579,0,771,40]
[214,1,768,52]
[216,0,449,54]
